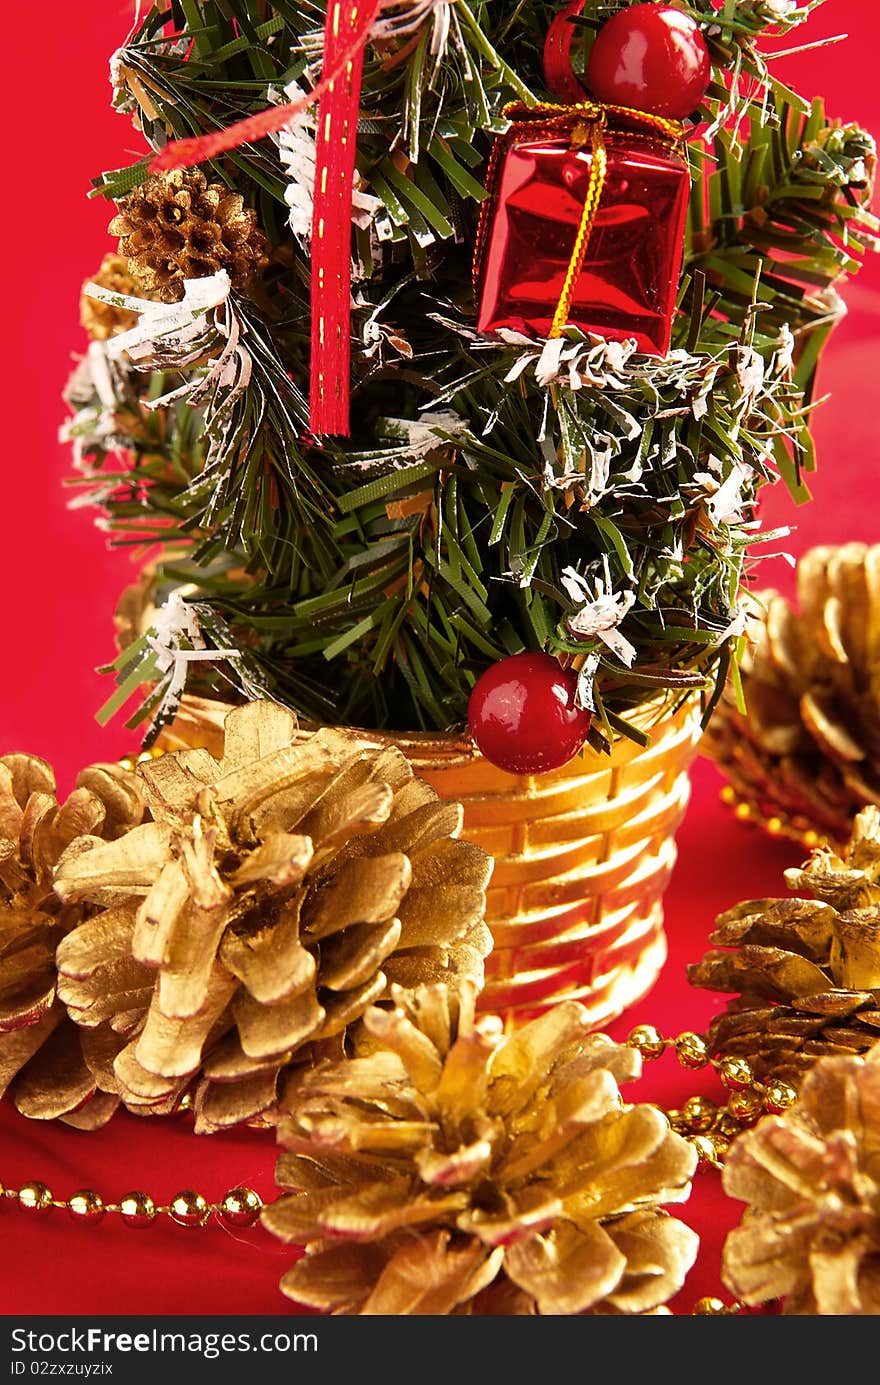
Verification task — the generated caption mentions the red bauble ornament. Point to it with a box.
[587,3,711,120]
[467,652,592,776]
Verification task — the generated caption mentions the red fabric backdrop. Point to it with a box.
[1,0,879,1317]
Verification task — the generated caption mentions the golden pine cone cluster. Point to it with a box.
[703,543,880,849]
[79,253,141,340]
[109,169,270,303]
[53,701,493,1133]
[722,1046,880,1314]
[687,805,880,1088]
[264,982,699,1315]
[0,753,144,1127]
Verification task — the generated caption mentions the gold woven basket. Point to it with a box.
[160,692,704,1030]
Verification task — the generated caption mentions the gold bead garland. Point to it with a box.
[3,1179,263,1229]
[4,1025,798,1204]
[625,1024,799,1170]
[3,1162,751,1312]
[692,1297,746,1316]
[718,784,826,852]
[4,1016,786,1315]
[2,1026,796,1231]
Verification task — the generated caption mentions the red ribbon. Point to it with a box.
[150,0,389,438]
[543,0,590,102]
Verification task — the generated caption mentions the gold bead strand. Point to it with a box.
[718,784,825,852]
[3,1179,264,1229]
[691,1297,747,1315]
[626,1025,799,1168]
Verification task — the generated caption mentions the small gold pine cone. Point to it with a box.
[0,753,145,1128]
[687,805,880,1088]
[54,700,494,1133]
[109,169,270,303]
[79,253,141,340]
[704,543,880,849]
[263,983,699,1315]
[722,1046,880,1314]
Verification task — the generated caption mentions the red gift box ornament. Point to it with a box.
[474,4,694,356]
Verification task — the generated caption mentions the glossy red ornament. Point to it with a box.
[475,117,690,355]
[587,3,712,119]
[467,651,592,776]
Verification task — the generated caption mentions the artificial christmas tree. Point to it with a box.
[62,0,877,1026]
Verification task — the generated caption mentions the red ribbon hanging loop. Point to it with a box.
[150,0,389,438]
[543,0,591,101]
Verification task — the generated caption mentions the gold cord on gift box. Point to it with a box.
[472,99,684,338]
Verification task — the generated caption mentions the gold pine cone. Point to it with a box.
[722,1046,880,1314]
[79,253,141,340]
[703,543,880,849]
[687,804,880,1088]
[0,753,145,1128]
[53,700,494,1133]
[108,169,270,303]
[263,982,699,1315]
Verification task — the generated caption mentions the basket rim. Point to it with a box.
[165,688,705,768]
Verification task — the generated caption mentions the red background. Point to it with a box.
[1,0,879,1317]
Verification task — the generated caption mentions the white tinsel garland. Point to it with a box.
[144,591,241,722]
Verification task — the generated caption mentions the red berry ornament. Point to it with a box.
[587,3,711,120]
[467,652,592,776]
